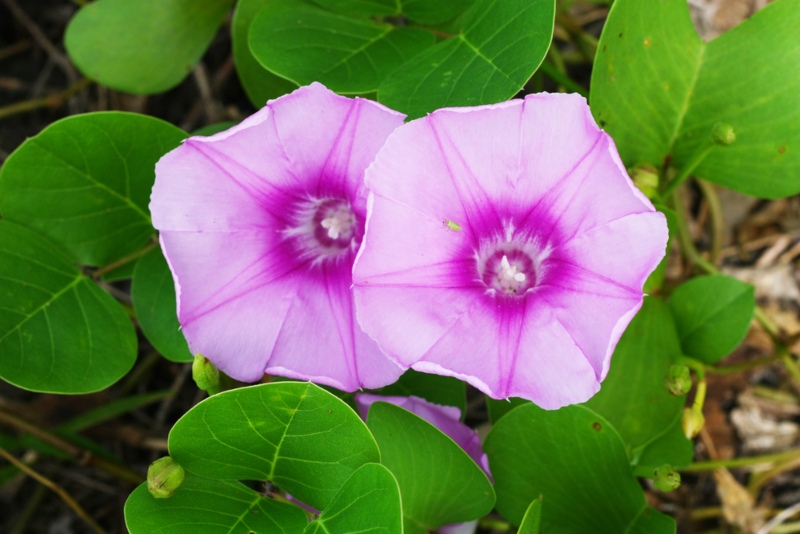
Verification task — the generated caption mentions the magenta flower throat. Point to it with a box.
[353,93,668,409]
[150,83,404,391]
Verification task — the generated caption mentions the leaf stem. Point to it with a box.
[0,447,108,534]
[539,59,589,97]
[696,179,724,263]
[661,141,715,198]
[92,240,158,280]
[671,188,718,274]
[0,78,93,121]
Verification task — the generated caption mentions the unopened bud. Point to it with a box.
[664,365,692,396]
[192,354,220,395]
[682,407,705,439]
[711,123,736,146]
[653,464,681,492]
[147,456,185,499]
[629,163,659,199]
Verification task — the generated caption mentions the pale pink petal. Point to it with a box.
[271,82,405,199]
[266,265,402,391]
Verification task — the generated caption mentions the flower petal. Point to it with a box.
[266,265,403,391]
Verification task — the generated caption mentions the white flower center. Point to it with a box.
[476,244,537,297]
[320,206,355,240]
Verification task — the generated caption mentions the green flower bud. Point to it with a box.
[664,364,692,396]
[653,464,681,492]
[681,407,705,439]
[192,353,220,395]
[628,163,659,199]
[711,122,736,146]
[147,456,185,499]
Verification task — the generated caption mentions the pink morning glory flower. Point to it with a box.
[352,93,668,409]
[150,83,405,391]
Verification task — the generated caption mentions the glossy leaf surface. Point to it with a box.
[131,247,192,363]
[367,402,495,532]
[379,0,555,118]
[250,0,435,93]
[591,0,800,198]
[169,382,379,510]
[668,275,755,364]
[486,403,675,533]
[0,222,136,393]
[305,464,402,534]
[125,473,308,534]
[0,112,186,266]
[585,297,684,449]
[65,0,234,93]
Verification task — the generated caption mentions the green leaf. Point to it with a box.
[367,402,495,532]
[485,403,675,533]
[232,0,298,107]
[305,463,402,534]
[400,0,474,26]
[636,414,694,471]
[668,274,755,364]
[125,472,308,534]
[378,0,555,119]
[584,297,685,450]
[591,0,800,198]
[0,221,136,393]
[250,0,436,94]
[168,382,379,510]
[486,397,529,424]
[65,0,234,94]
[132,247,192,363]
[309,0,397,17]
[0,112,187,266]
[518,497,543,534]
[378,369,466,415]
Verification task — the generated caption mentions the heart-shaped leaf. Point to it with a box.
[305,463,402,534]
[168,382,379,511]
[65,0,234,93]
[125,472,308,534]
[485,403,675,533]
[378,0,555,118]
[668,274,755,364]
[131,247,192,363]
[0,112,186,266]
[591,0,800,198]
[367,401,495,532]
[250,0,435,94]
[0,221,136,393]
[584,297,685,450]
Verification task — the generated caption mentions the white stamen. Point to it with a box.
[499,255,526,283]
[320,217,341,239]
[320,207,354,241]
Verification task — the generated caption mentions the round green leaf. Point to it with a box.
[232,0,298,107]
[65,0,234,94]
[305,464,402,534]
[168,382,379,510]
[0,112,187,267]
[485,403,675,533]
[636,414,694,472]
[125,472,308,534]
[366,402,495,532]
[668,274,755,364]
[584,297,685,450]
[591,0,800,198]
[250,0,436,94]
[378,0,555,119]
[0,221,136,393]
[131,247,192,363]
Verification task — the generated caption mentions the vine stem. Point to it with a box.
[0,405,144,484]
[0,447,108,534]
[0,78,92,121]
[682,449,800,472]
[661,141,715,198]
[92,240,158,279]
